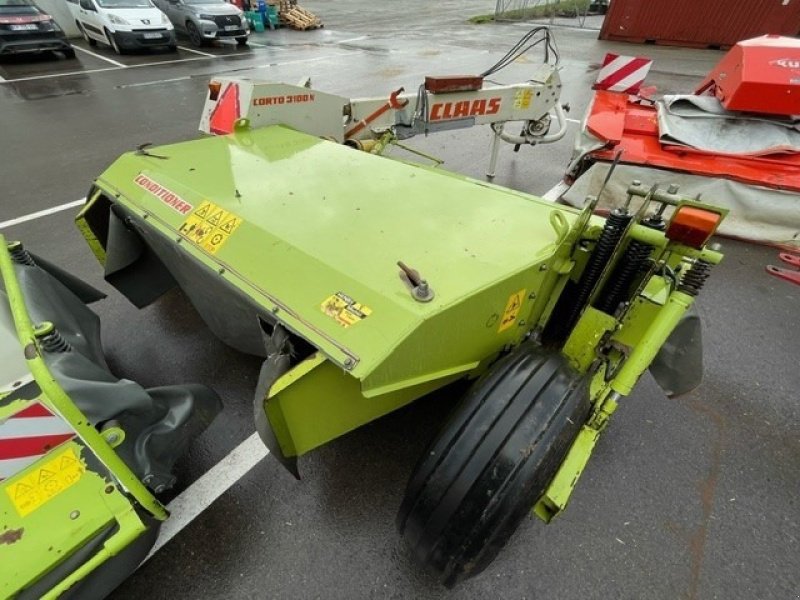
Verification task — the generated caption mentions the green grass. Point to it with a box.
[469,0,590,23]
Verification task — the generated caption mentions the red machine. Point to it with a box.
[564,35,800,249]
[696,35,800,117]
[575,90,800,194]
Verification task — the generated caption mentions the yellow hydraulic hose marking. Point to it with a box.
[498,289,526,332]
[178,200,242,254]
[321,292,372,328]
[6,445,84,517]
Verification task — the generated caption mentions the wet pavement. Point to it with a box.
[1,1,798,598]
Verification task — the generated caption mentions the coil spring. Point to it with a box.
[39,328,72,353]
[678,259,712,297]
[543,209,631,344]
[594,239,653,315]
[9,244,35,266]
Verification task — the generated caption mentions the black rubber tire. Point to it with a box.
[397,343,591,587]
[168,44,178,52]
[236,36,248,46]
[62,47,76,59]
[187,21,205,47]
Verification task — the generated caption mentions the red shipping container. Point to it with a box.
[600,0,800,49]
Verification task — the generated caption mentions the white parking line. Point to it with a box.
[73,45,127,68]
[0,199,85,230]
[117,75,191,89]
[542,180,570,202]
[0,73,6,82]
[260,52,350,68]
[144,432,268,559]
[177,45,216,57]
[337,35,368,44]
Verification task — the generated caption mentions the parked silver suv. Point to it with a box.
[153,0,248,46]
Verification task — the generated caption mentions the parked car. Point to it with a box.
[153,0,248,47]
[0,0,75,57]
[589,0,610,15]
[66,0,176,54]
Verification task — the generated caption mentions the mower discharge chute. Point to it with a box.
[76,108,725,584]
[0,240,221,599]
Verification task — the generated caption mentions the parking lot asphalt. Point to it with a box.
[1,1,799,598]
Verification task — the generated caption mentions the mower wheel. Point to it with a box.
[397,343,591,587]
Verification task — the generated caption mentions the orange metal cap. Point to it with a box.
[666,206,722,249]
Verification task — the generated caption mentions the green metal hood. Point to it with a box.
[90,126,576,394]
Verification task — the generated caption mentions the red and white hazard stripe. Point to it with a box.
[594,53,653,94]
[0,402,75,481]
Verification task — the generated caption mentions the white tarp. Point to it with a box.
[561,162,800,247]
[657,95,800,156]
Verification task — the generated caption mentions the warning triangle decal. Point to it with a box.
[195,202,211,219]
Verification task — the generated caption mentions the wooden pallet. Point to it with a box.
[280,8,322,29]
[278,2,323,30]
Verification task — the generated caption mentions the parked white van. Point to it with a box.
[66,0,176,53]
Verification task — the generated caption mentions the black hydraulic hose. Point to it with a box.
[542,209,631,345]
[480,26,560,77]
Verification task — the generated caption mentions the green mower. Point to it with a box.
[0,240,220,599]
[64,122,725,588]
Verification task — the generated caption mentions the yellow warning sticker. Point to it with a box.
[498,289,526,332]
[513,89,533,110]
[321,292,372,328]
[6,446,84,517]
[178,200,242,254]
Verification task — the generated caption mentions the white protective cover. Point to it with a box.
[657,95,800,156]
[562,162,800,247]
